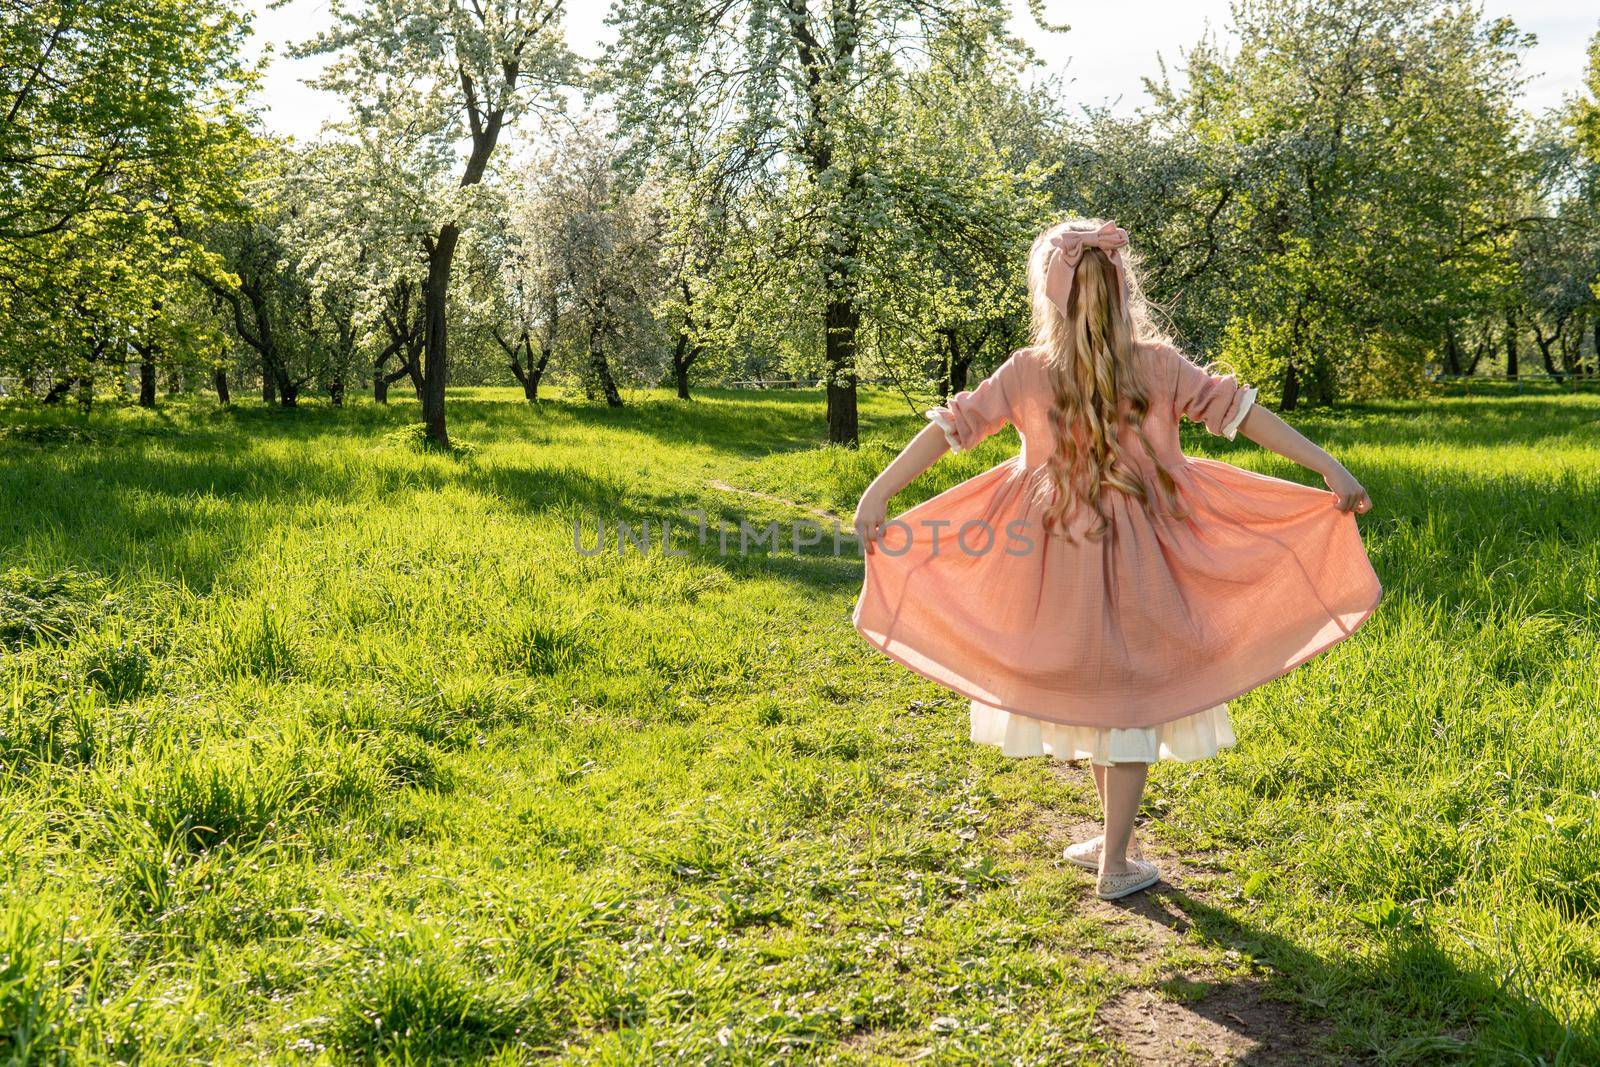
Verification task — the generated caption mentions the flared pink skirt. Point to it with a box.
[853,457,1381,730]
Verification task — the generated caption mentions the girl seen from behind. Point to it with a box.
[852,220,1381,900]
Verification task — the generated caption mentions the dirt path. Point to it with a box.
[1047,763,1341,1065]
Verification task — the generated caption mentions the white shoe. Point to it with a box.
[1064,836,1102,870]
[1096,859,1161,900]
[1064,835,1143,872]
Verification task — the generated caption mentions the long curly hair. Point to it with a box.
[1026,218,1183,538]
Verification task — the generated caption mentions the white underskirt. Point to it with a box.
[969,701,1236,765]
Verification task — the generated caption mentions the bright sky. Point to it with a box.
[247,1,1596,139]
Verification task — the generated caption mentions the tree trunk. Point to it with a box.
[589,317,623,408]
[377,361,412,404]
[1466,327,1488,376]
[672,282,698,400]
[533,336,553,400]
[420,225,458,447]
[1532,323,1565,383]
[787,4,860,446]
[503,331,546,403]
[42,377,73,404]
[329,375,345,406]
[950,357,971,393]
[237,286,294,407]
[825,294,860,445]
[519,346,545,403]
[138,349,157,407]
[377,280,423,403]
[213,367,231,405]
[1504,310,1519,380]
[372,336,394,404]
[384,345,424,402]
[673,351,691,400]
[1442,323,1462,376]
[943,327,974,397]
[203,271,291,409]
[398,331,425,400]
[1560,318,1581,377]
[671,330,698,401]
[1308,365,1335,406]
[1280,360,1300,412]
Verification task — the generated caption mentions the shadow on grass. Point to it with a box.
[0,423,646,591]
[449,391,833,459]
[0,398,868,596]
[1249,393,1600,452]
[1107,885,1595,1063]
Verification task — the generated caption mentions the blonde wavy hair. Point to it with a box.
[1026,218,1183,538]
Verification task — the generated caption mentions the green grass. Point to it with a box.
[1,383,1597,1063]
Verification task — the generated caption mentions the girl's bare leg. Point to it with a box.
[1090,762,1139,856]
[1100,761,1149,876]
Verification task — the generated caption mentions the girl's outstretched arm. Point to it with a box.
[1236,406,1373,514]
[853,423,951,553]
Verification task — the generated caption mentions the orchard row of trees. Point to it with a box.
[4,0,1600,446]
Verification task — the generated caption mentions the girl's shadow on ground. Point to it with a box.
[1096,880,1585,1063]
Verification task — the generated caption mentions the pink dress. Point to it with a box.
[852,343,1382,765]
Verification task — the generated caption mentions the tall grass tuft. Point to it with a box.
[0,568,109,648]
[321,930,553,1060]
[210,601,301,682]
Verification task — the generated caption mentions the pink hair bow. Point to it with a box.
[1045,221,1130,319]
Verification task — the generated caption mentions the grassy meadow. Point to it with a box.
[1,384,1598,1064]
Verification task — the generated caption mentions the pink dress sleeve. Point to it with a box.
[925,352,1023,453]
[1170,347,1257,440]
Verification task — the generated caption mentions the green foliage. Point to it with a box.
[382,422,481,458]
[1572,30,1600,168]
[210,601,302,682]
[2,1,1599,1058]
[293,0,577,444]
[0,0,254,402]
[850,28,1055,393]
[0,899,210,1061]
[1128,0,1536,403]
[605,0,1037,436]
